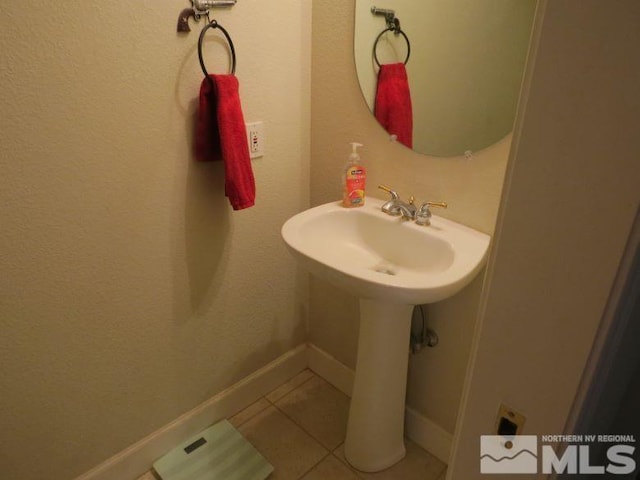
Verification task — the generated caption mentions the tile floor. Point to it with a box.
[137,370,447,480]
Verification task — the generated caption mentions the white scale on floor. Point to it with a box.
[153,420,273,480]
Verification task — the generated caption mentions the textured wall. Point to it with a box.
[311,0,511,434]
[0,1,311,479]
[450,0,640,477]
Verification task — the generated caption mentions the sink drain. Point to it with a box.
[373,262,397,276]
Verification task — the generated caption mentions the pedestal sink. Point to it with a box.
[281,198,490,472]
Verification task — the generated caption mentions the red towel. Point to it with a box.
[374,63,413,149]
[195,74,256,210]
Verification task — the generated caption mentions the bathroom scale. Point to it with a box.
[153,420,273,480]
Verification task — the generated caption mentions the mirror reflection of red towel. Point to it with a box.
[374,63,413,149]
[195,74,256,211]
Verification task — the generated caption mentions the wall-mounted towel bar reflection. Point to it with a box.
[371,6,411,67]
[177,0,237,33]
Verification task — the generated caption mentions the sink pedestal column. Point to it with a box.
[344,298,413,472]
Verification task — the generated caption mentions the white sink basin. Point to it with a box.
[281,197,491,472]
[281,197,490,305]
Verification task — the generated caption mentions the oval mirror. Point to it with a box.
[354,0,537,157]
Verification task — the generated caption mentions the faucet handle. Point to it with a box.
[378,184,399,200]
[415,201,447,226]
[423,201,447,209]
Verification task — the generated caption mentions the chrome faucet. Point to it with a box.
[378,185,447,225]
[378,185,417,219]
[415,201,448,226]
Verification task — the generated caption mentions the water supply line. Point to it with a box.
[410,305,439,354]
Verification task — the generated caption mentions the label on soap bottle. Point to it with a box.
[343,166,366,207]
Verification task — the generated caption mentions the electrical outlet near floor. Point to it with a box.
[246,121,265,159]
[495,404,527,436]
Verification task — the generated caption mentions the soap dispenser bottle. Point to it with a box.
[342,142,366,208]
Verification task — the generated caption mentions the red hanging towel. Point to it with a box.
[195,74,256,211]
[374,63,413,149]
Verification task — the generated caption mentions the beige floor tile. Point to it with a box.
[335,439,446,480]
[134,373,446,480]
[301,454,360,480]
[275,374,350,450]
[237,405,328,480]
[266,369,316,403]
[134,471,158,480]
[228,397,271,427]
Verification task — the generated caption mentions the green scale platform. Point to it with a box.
[153,420,273,480]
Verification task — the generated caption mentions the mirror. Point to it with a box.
[354,0,537,157]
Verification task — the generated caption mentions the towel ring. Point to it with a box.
[198,19,237,77]
[373,26,411,67]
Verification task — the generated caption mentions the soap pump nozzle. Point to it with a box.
[349,142,363,162]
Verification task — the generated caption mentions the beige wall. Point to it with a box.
[5,1,634,479]
[450,0,640,478]
[0,1,311,479]
[311,1,511,434]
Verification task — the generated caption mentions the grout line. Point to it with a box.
[294,451,332,480]
[265,369,317,405]
[228,396,271,428]
[270,374,348,453]
[330,448,367,480]
[271,399,338,452]
[268,372,317,405]
[265,377,313,407]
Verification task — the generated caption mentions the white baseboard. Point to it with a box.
[77,342,451,480]
[75,344,308,480]
[404,406,453,464]
[307,343,452,465]
[306,343,354,397]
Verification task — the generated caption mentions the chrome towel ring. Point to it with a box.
[198,19,237,77]
[373,23,411,68]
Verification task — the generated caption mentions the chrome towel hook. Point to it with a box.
[177,0,237,33]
